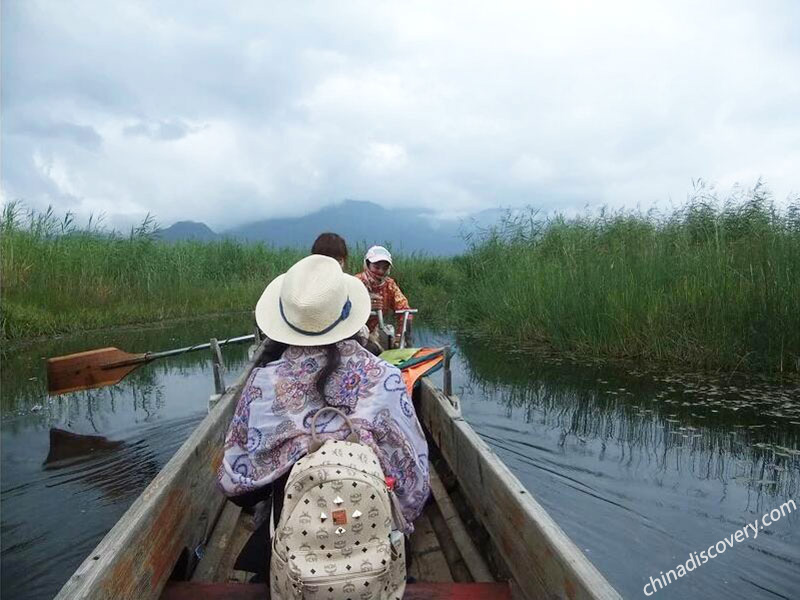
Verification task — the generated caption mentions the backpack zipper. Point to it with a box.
[287,563,390,586]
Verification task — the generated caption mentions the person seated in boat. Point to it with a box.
[310,231,348,268]
[218,254,429,532]
[310,232,377,351]
[356,245,413,347]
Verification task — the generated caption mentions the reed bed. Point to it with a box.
[0,202,302,339]
[454,183,800,373]
[0,205,458,341]
[3,182,798,373]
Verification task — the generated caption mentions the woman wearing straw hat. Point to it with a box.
[218,254,429,531]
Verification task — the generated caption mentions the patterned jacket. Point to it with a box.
[355,271,412,334]
[217,340,430,531]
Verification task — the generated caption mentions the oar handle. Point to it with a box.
[47,333,260,395]
[102,334,256,369]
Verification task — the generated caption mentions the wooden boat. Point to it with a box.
[54,338,622,600]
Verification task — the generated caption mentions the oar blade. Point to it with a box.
[47,347,145,395]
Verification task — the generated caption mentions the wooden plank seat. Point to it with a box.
[162,581,512,600]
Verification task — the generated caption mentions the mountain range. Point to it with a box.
[155,200,510,255]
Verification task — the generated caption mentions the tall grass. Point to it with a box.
[1,202,302,339]
[455,183,800,372]
[0,204,450,341]
[3,182,798,373]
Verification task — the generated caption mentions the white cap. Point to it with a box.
[365,245,393,265]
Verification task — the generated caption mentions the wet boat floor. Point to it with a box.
[162,464,512,599]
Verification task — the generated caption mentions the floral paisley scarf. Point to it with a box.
[218,339,430,531]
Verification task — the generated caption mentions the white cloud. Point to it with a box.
[1,0,799,231]
[33,152,81,199]
[510,155,555,184]
[361,143,408,174]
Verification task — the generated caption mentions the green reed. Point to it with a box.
[0,202,302,339]
[4,182,798,373]
[453,183,800,373]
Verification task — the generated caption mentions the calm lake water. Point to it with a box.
[2,318,799,599]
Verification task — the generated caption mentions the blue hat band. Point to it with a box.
[279,297,352,336]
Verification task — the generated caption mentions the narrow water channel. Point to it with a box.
[415,329,799,600]
[1,320,798,599]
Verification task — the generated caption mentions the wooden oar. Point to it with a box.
[46,334,255,396]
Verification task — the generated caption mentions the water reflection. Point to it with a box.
[41,428,162,506]
[1,314,254,600]
[2,322,798,600]
[43,428,126,466]
[447,332,800,600]
[457,336,800,501]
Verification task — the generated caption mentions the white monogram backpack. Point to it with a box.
[270,407,407,600]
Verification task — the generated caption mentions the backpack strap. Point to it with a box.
[308,406,360,453]
[388,488,411,532]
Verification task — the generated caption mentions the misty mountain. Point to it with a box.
[227,200,470,255]
[160,201,479,255]
[155,201,521,254]
[155,220,219,242]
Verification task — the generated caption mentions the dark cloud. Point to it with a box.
[123,120,198,141]
[9,120,103,150]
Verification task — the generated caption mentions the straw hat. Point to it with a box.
[255,254,371,346]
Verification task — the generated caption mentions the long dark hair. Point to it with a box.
[258,339,288,367]
[315,344,341,403]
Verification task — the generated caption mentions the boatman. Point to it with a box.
[356,245,413,347]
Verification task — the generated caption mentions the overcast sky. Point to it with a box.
[2,1,799,231]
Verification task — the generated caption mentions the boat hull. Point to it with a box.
[418,378,620,600]
[54,343,620,600]
[53,341,266,600]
